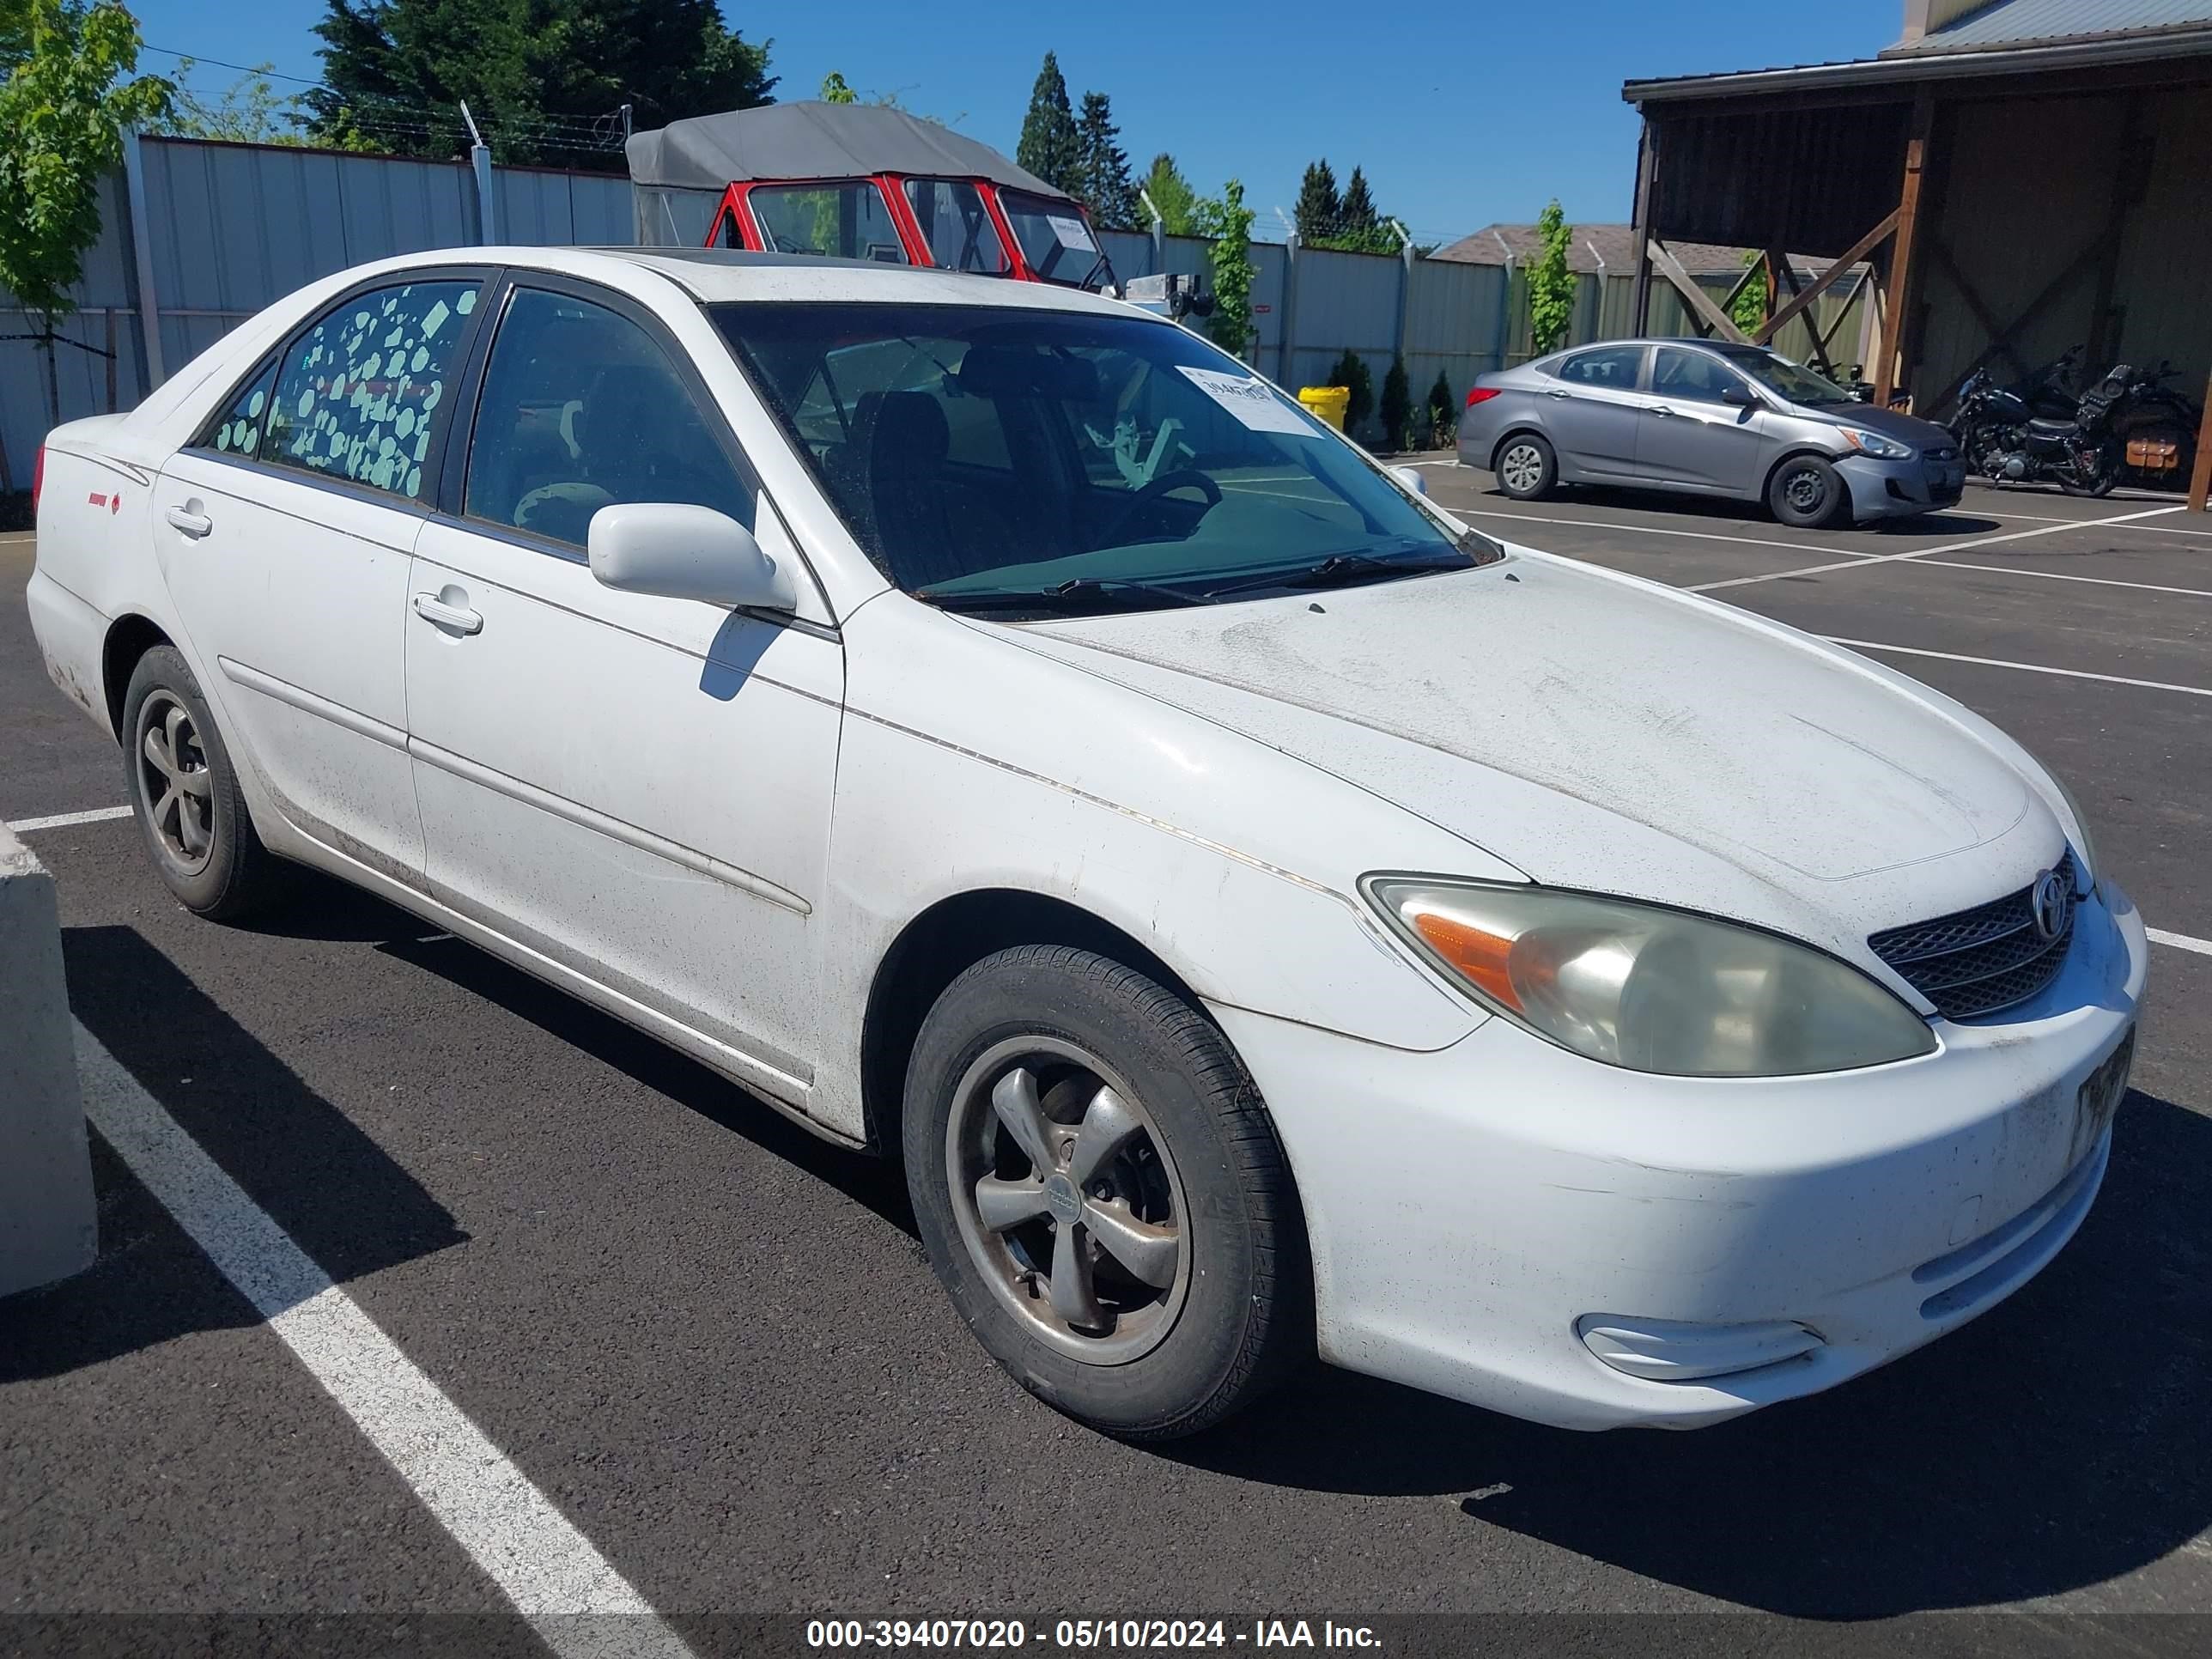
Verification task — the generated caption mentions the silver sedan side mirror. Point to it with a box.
[1390,465,1430,496]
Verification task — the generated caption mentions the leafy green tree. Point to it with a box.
[1194,176,1255,360]
[1325,348,1374,436]
[1380,354,1412,450]
[819,70,855,104]
[1075,89,1134,230]
[1014,49,1080,197]
[1527,198,1577,355]
[0,0,172,427]
[1140,152,1204,235]
[150,58,324,144]
[1730,248,1769,337]
[1425,368,1455,447]
[1293,158,1339,244]
[307,1,775,168]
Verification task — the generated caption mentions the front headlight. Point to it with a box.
[1839,426,1915,461]
[1364,877,1937,1078]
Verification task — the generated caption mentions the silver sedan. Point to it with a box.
[1457,338,1965,528]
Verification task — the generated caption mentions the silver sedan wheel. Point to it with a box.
[1782,465,1830,515]
[945,1035,1190,1364]
[135,691,216,875]
[1498,441,1546,494]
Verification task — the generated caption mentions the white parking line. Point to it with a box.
[1891,559,2212,600]
[1689,506,2187,592]
[2151,928,2212,957]
[7,805,135,833]
[74,1022,697,1659]
[1451,506,1895,559]
[1824,637,2212,698]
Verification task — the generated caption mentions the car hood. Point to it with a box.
[1798,400,1954,450]
[1006,551,2051,917]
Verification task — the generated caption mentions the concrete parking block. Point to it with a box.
[0,824,95,1298]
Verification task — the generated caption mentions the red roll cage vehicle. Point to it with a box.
[626,101,1116,290]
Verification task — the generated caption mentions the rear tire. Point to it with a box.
[1492,433,1558,501]
[902,945,1310,1440]
[1767,454,1848,528]
[121,645,289,921]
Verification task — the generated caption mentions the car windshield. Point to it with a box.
[1720,347,1854,406]
[714,302,1498,617]
[996,191,1110,289]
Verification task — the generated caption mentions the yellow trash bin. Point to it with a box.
[1297,385,1350,431]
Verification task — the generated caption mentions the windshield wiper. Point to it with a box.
[915,575,1206,615]
[1202,550,1472,599]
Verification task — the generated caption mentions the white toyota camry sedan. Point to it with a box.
[28,247,2146,1439]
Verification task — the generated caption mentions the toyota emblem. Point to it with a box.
[2031,869,2069,942]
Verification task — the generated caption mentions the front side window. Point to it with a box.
[1652,347,1748,405]
[1554,346,1644,390]
[208,362,278,459]
[465,287,752,549]
[903,179,1009,275]
[717,302,1496,614]
[747,182,909,264]
[262,280,480,500]
[996,191,1103,287]
[1717,347,1854,407]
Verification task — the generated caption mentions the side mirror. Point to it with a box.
[1390,465,1430,496]
[588,502,797,612]
[1721,383,1759,409]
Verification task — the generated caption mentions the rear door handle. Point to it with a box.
[165,506,212,538]
[411,592,483,635]
[1648,404,1677,418]
[1546,389,1571,400]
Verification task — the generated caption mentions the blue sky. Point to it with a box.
[126,0,1897,246]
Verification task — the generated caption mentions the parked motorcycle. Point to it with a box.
[1951,362,2188,496]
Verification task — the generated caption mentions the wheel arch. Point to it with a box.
[1489,425,1553,472]
[102,613,175,740]
[859,887,1207,1159]
[1760,443,1844,499]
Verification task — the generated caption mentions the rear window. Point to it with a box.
[748,182,909,264]
[903,179,1010,276]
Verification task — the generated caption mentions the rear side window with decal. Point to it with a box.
[258,281,482,501]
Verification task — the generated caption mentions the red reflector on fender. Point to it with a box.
[1465,387,1502,407]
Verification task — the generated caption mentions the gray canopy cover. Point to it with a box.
[626,101,1073,200]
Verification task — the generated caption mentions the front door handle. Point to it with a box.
[165,505,212,538]
[1546,388,1571,400]
[411,591,483,635]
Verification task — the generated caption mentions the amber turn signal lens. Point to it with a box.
[1410,909,1522,1011]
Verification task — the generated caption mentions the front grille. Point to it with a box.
[1869,851,2077,1021]
[1923,445,1959,463]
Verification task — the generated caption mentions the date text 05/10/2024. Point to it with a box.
[804,1619,1383,1650]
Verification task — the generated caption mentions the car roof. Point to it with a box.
[352,244,1142,318]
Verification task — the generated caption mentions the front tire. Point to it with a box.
[902,945,1310,1440]
[1492,433,1558,500]
[121,645,288,921]
[1768,453,1848,528]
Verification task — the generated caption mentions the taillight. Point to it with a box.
[1465,387,1502,408]
[31,444,45,513]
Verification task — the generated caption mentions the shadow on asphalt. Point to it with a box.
[0,925,470,1382]
[1170,1088,2212,1618]
[372,927,918,1240]
[1472,482,2003,539]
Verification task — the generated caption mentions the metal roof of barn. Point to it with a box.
[626,100,1071,201]
[1888,0,2212,54]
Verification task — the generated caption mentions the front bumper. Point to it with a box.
[1839,451,1966,520]
[1213,879,2148,1430]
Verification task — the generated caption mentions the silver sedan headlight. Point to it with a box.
[1838,426,1916,461]
[1364,877,1938,1078]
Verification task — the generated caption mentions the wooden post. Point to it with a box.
[1875,89,1936,409]
[2190,368,2212,513]
[1628,123,1657,335]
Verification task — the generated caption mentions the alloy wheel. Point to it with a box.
[1499,443,1545,494]
[136,692,216,874]
[944,1036,1190,1364]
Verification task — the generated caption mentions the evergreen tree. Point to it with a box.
[1293,159,1340,244]
[1141,152,1203,235]
[1425,369,1455,446]
[1076,90,1136,230]
[1326,348,1375,436]
[307,0,775,168]
[1014,50,1082,197]
[1332,165,1396,253]
[1380,355,1413,451]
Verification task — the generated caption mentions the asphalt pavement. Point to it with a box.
[3,480,2209,1656]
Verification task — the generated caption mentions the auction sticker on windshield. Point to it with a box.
[1177,366,1311,435]
[1046,215,1097,251]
